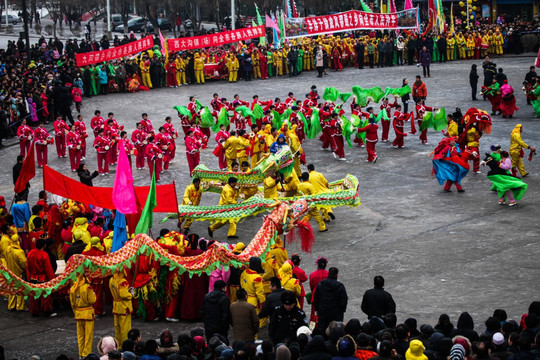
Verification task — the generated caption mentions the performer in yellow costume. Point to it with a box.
[178,178,203,233]
[109,270,133,345]
[208,177,239,238]
[70,273,97,359]
[194,52,205,84]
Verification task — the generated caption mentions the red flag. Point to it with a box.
[14,142,36,194]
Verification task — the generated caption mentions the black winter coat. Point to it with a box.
[313,277,348,321]
[269,305,306,344]
[258,288,284,319]
[201,289,230,337]
[360,286,396,319]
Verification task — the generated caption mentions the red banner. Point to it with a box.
[284,10,410,39]
[75,35,154,67]
[43,166,178,213]
[167,26,265,51]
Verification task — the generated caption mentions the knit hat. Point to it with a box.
[281,290,297,305]
[275,345,291,360]
[296,326,312,338]
[249,256,264,273]
[450,344,466,360]
[122,352,136,360]
[492,332,505,346]
[336,335,357,357]
[405,340,428,360]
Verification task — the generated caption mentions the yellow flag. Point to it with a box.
[450,2,455,34]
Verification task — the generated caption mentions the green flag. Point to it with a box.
[252,104,264,120]
[212,108,230,132]
[323,87,340,102]
[173,105,191,117]
[307,108,322,139]
[135,166,157,235]
[383,85,411,98]
[352,86,385,106]
[200,106,215,128]
[360,0,373,12]
[255,4,266,46]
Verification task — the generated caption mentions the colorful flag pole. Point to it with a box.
[134,164,157,235]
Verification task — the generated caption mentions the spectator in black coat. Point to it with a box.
[355,41,365,69]
[360,275,396,320]
[269,290,307,344]
[300,335,332,360]
[495,68,508,86]
[77,163,99,186]
[451,312,479,343]
[437,36,447,63]
[470,64,479,101]
[312,267,348,333]
[201,280,230,341]
[259,277,284,319]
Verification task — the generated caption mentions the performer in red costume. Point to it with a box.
[131,122,148,170]
[162,116,178,161]
[356,108,379,163]
[392,105,413,149]
[432,137,470,193]
[90,110,105,137]
[185,129,202,176]
[74,114,88,160]
[145,136,164,182]
[54,115,69,158]
[17,119,34,157]
[155,127,172,171]
[331,113,346,161]
[35,122,53,167]
[213,124,229,171]
[94,129,111,175]
[416,99,436,145]
[380,97,398,142]
[66,124,82,172]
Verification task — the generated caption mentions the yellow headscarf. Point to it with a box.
[512,124,522,135]
[278,260,294,285]
[84,236,104,252]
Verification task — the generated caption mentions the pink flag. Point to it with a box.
[404,0,413,10]
[266,14,280,34]
[159,29,166,54]
[112,139,138,214]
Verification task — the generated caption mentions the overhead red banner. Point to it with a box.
[75,35,154,66]
[284,9,418,39]
[43,166,178,213]
[168,25,265,51]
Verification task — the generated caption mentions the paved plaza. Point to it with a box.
[1,55,539,359]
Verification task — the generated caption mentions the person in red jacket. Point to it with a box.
[357,108,379,163]
[104,118,121,166]
[140,113,154,135]
[319,105,334,152]
[131,122,148,170]
[392,105,413,149]
[145,136,164,182]
[331,113,346,161]
[74,114,88,160]
[291,254,308,310]
[72,84,83,113]
[27,238,56,317]
[17,119,34,157]
[34,122,53,167]
[308,257,328,324]
[66,124,82,172]
[185,129,202,176]
[54,115,69,158]
[380,97,398,142]
[412,75,428,103]
[93,128,111,175]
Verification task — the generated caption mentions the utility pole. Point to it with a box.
[106,0,112,39]
[21,0,30,55]
[231,0,235,30]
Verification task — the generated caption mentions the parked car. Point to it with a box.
[106,14,133,29]
[145,18,173,32]
[114,17,147,32]
[3,15,19,25]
